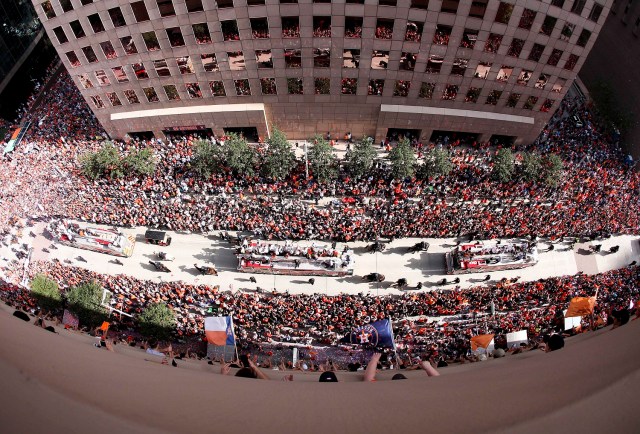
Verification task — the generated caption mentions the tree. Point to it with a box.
[492,148,515,182]
[30,274,61,312]
[79,142,124,180]
[192,139,224,178]
[308,136,338,182]
[344,137,377,179]
[542,153,563,187]
[388,138,416,179]
[418,147,453,180]
[123,147,156,177]
[66,281,108,328]
[262,128,296,180]
[520,151,542,182]
[222,133,258,177]
[139,302,176,340]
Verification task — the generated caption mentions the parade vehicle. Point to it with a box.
[236,239,337,259]
[445,239,538,274]
[237,253,355,277]
[48,220,135,257]
[144,230,172,246]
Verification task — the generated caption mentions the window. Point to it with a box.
[120,36,138,55]
[315,78,331,94]
[256,50,274,68]
[313,49,330,68]
[66,51,81,67]
[484,33,503,52]
[80,0,93,4]
[124,90,140,104]
[465,87,481,103]
[166,28,185,47]
[282,17,300,38]
[235,79,252,96]
[469,0,488,18]
[112,66,129,83]
[260,78,277,95]
[528,44,545,62]
[547,48,563,66]
[193,23,212,44]
[433,25,452,45]
[379,0,397,5]
[287,78,303,95]
[209,81,226,97]
[221,20,240,41]
[142,31,160,51]
[419,82,435,99]
[42,1,56,19]
[540,16,557,36]
[341,78,358,95]
[441,0,459,13]
[131,1,150,22]
[496,65,513,82]
[589,3,603,22]
[343,49,360,68]
[57,13,76,39]
[474,61,492,79]
[560,23,575,41]
[201,53,219,72]
[369,79,385,95]
[371,51,389,69]
[426,55,444,73]
[551,0,565,8]
[143,87,160,102]
[164,84,180,100]
[394,80,411,97]
[517,69,532,85]
[251,18,269,39]
[346,0,364,3]
[495,2,514,24]
[535,75,548,90]
[506,93,520,107]
[564,54,579,71]
[78,74,94,89]
[460,29,478,48]
[132,63,149,79]
[186,0,205,12]
[485,90,502,105]
[507,38,524,57]
[107,92,123,107]
[411,0,429,10]
[540,99,555,112]
[157,0,176,17]
[375,19,394,39]
[108,7,127,27]
[100,41,117,59]
[247,0,265,4]
[59,0,73,12]
[551,78,566,93]
[570,0,586,15]
[186,83,203,99]
[82,46,97,63]
[228,51,246,70]
[523,96,538,110]
[88,14,105,33]
[345,17,363,38]
[519,9,536,30]
[313,17,331,37]
[281,0,297,3]
[90,95,105,109]
[285,49,302,68]
[70,20,86,39]
[450,58,468,75]
[576,29,591,47]
[401,52,417,71]
[441,84,458,100]
[405,21,423,42]
[216,0,234,7]
[154,59,171,77]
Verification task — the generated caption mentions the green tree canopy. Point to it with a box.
[139,302,176,340]
[388,139,416,179]
[308,136,338,182]
[123,147,156,177]
[30,274,61,312]
[222,133,258,177]
[492,148,515,183]
[520,151,543,182]
[262,128,297,180]
[66,281,108,328]
[344,137,377,179]
[80,142,124,180]
[542,153,564,187]
[418,147,453,180]
[192,139,224,178]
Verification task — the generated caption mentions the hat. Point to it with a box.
[391,373,407,380]
[318,371,338,382]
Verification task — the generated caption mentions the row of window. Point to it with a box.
[86,79,557,112]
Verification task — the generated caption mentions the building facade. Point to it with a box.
[32,0,611,143]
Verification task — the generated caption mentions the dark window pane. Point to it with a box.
[251,18,270,38]
[495,2,514,24]
[576,29,591,47]
[411,0,429,10]
[53,27,68,44]
[42,1,56,19]
[186,0,205,12]
[222,20,240,41]
[216,0,234,8]
[469,0,488,18]
[65,51,81,67]
[60,0,74,13]
[157,0,176,17]
[166,27,185,47]
[82,46,98,63]
[528,43,545,62]
[518,9,536,30]
[193,23,212,44]
[571,0,586,15]
[108,7,127,27]
[70,20,86,39]
[540,16,557,36]
[142,31,160,51]
[441,0,459,14]
[88,13,105,33]
[120,36,138,55]
[551,0,565,8]
[131,1,150,22]
[588,3,603,22]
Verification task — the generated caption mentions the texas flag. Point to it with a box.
[205,316,236,346]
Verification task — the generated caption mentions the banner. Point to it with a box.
[205,316,235,346]
[565,296,596,318]
[470,334,495,351]
[339,319,395,348]
[506,330,528,347]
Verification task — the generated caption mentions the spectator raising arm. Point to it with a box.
[363,353,381,382]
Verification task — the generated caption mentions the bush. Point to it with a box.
[542,153,563,187]
[492,148,515,182]
[418,148,453,180]
[520,151,542,182]
[66,281,108,328]
[344,137,377,179]
[388,139,416,179]
[30,274,61,312]
[139,302,176,340]
[123,148,156,177]
[193,139,224,178]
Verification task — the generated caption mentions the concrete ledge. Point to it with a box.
[380,104,536,125]
[111,103,266,120]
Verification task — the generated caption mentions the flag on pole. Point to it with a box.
[205,316,235,346]
[470,334,495,351]
[565,296,596,318]
[339,319,395,348]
